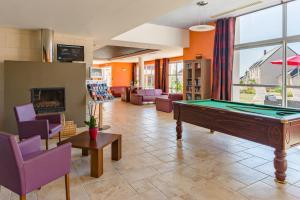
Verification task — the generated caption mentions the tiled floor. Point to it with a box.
[2,99,300,200]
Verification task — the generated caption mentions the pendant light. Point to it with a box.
[189,1,215,32]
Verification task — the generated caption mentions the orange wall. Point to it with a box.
[94,62,132,86]
[183,24,215,61]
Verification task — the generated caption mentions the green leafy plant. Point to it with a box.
[85,102,97,129]
[175,81,183,93]
[84,116,97,129]
[288,90,293,98]
[241,87,256,94]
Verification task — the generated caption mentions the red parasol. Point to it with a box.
[271,55,300,66]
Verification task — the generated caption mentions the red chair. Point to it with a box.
[155,94,183,113]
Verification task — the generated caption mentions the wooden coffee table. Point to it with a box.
[58,131,122,178]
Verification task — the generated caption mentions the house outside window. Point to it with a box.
[169,61,183,93]
[233,0,300,108]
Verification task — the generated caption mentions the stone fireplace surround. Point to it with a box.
[4,61,86,133]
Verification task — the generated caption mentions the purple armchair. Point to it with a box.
[0,132,71,200]
[130,89,168,105]
[14,103,62,149]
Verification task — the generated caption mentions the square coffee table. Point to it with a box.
[58,131,122,178]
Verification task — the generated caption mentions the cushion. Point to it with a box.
[137,90,146,95]
[22,150,46,161]
[143,96,156,102]
[145,89,155,96]
[154,89,163,96]
[49,123,62,134]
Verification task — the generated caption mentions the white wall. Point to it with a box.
[0,28,41,131]
[112,23,189,48]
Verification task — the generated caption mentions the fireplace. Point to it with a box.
[31,88,65,113]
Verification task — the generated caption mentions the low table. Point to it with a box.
[58,131,122,178]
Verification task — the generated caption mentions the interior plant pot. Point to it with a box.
[89,127,98,140]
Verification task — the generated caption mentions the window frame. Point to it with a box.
[168,61,183,94]
[144,64,155,89]
[233,1,300,107]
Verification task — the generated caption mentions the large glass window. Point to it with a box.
[168,61,183,93]
[233,0,300,108]
[235,5,282,45]
[144,65,154,89]
[287,0,300,36]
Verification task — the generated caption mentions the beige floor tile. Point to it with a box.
[0,186,11,200]
[240,182,298,200]
[119,166,159,182]
[238,156,269,168]
[2,99,300,200]
[84,176,136,200]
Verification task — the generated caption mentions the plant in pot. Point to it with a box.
[85,102,98,140]
[85,116,98,140]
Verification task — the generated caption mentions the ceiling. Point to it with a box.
[93,47,183,64]
[0,0,193,46]
[0,0,287,62]
[152,0,282,29]
[94,45,157,60]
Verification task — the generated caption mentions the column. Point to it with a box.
[139,57,144,88]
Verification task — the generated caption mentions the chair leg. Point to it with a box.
[45,139,49,150]
[59,132,62,142]
[65,174,70,200]
[20,195,26,200]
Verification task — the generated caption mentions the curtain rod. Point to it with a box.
[235,0,295,18]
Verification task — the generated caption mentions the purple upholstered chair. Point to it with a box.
[14,103,62,149]
[0,132,71,200]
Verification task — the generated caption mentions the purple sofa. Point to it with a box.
[14,103,62,150]
[130,89,167,105]
[0,132,71,200]
[156,94,183,113]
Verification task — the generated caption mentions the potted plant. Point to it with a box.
[85,102,98,140]
[85,116,98,140]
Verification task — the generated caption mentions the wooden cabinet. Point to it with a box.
[183,59,211,100]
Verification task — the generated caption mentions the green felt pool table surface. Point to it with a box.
[178,99,300,119]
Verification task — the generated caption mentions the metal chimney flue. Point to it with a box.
[41,29,54,63]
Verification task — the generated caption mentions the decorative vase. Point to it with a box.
[89,128,98,140]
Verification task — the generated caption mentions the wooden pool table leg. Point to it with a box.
[274,149,287,184]
[176,120,182,140]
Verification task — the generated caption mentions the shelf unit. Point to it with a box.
[183,59,211,100]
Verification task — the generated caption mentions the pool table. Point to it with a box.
[173,99,300,183]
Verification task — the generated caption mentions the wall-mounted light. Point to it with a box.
[121,68,128,72]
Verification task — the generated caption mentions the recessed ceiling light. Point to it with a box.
[197,1,208,6]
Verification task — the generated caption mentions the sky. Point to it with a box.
[236,0,300,77]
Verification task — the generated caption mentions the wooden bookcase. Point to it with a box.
[183,59,212,100]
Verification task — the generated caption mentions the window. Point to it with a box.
[168,61,183,93]
[287,0,300,36]
[235,5,282,45]
[102,67,112,87]
[144,65,154,89]
[233,0,300,109]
